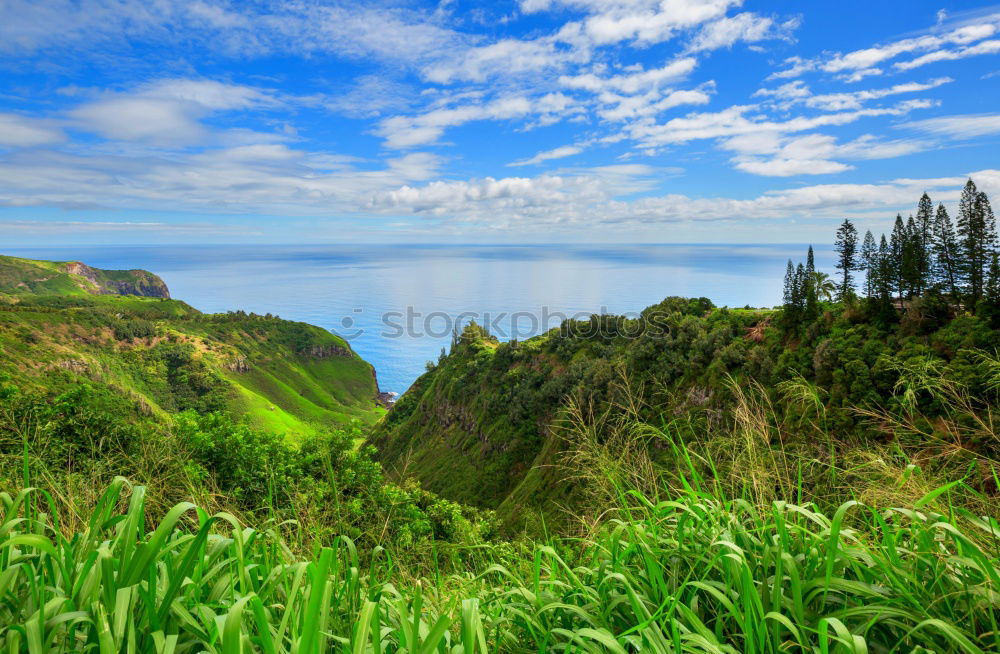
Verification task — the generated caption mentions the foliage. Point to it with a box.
[1,471,997,653]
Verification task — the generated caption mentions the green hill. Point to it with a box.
[0,255,383,436]
[0,254,171,297]
[370,295,1000,531]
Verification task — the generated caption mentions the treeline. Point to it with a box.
[784,178,999,326]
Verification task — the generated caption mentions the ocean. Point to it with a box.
[6,244,831,393]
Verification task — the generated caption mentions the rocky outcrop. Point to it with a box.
[226,356,251,373]
[301,344,350,358]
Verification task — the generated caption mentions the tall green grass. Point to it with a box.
[3,475,998,652]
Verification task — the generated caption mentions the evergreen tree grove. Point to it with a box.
[781,180,996,326]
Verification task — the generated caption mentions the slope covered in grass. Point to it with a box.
[2,473,997,653]
[0,254,170,297]
[0,255,384,436]
[370,296,1000,531]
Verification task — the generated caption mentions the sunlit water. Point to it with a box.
[6,244,832,393]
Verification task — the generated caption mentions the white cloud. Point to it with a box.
[686,13,799,52]
[903,113,1000,138]
[0,0,468,66]
[625,99,935,149]
[724,132,928,177]
[422,38,576,84]
[754,77,953,112]
[767,56,816,80]
[67,79,283,146]
[0,143,447,215]
[576,0,740,46]
[560,58,698,93]
[765,15,1000,81]
[823,21,998,74]
[895,38,1000,71]
[509,145,584,166]
[0,113,65,147]
[367,167,1000,227]
[376,96,541,148]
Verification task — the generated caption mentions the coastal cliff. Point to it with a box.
[0,255,170,298]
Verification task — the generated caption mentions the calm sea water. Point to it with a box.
[6,244,831,393]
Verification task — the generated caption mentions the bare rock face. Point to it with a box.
[302,344,350,358]
[227,356,251,373]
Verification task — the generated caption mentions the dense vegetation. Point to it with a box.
[0,288,382,435]
[371,181,999,533]
[2,180,999,652]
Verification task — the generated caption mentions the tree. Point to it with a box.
[901,215,920,298]
[889,215,907,302]
[861,230,877,297]
[812,271,836,302]
[834,219,858,299]
[915,192,934,294]
[782,259,808,327]
[971,191,997,302]
[957,184,997,304]
[877,235,892,300]
[782,259,797,325]
[805,245,818,317]
[981,250,1000,327]
[932,203,960,298]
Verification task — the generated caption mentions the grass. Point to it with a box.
[2,470,998,653]
[0,296,384,436]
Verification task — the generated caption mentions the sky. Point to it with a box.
[2,0,1000,245]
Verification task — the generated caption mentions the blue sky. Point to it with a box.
[2,0,1000,245]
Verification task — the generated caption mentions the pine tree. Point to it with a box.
[860,230,877,297]
[982,250,1000,327]
[877,234,892,300]
[834,219,858,300]
[902,214,920,298]
[958,183,997,304]
[956,179,978,301]
[915,192,934,294]
[805,245,818,317]
[875,233,897,322]
[889,215,906,302]
[782,259,796,323]
[794,262,806,313]
[932,203,960,299]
